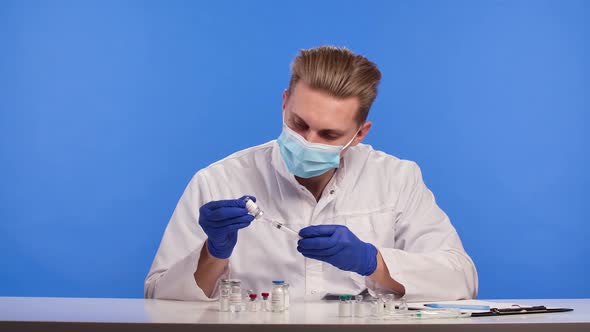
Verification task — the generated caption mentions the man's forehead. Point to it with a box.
[287,108,351,133]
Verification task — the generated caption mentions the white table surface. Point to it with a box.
[1,297,588,331]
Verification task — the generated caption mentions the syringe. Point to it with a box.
[243,197,302,240]
[268,219,302,239]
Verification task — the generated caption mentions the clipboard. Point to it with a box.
[470,305,574,317]
[321,288,371,301]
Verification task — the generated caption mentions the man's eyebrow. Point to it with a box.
[292,113,307,124]
[319,128,346,136]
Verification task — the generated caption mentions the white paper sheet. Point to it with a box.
[407,300,522,313]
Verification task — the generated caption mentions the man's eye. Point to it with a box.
[322,133,339,140]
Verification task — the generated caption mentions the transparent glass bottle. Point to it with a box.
[261,292,270,312]
[383,293,395,314]
[271,280,285,312]
[219,279,231,312]
[354,294,365,317]
[283,282,290,310]
[398,296,408,311]
[246,293,258,312]
[338,295,352,317]
[243,197,264,219]
[229,280,242,312]
[371,294,385,317]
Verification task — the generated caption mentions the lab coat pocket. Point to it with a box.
[344,209,396,292]
[343,209,396,249]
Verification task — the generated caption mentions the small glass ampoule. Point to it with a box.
[354,295,365,317]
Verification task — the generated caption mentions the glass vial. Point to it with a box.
[219,279,231,312]
[354,295,365,317]
[271,280,285,312]
[398,296,408,311]
[229,280,242,312]
[283,282,290,310]
[261,292,270,312]
[247,293,258,312]
[338,295,352,317]
[243,197,264,219]
[383,293,395,314]
[371,294,385,317]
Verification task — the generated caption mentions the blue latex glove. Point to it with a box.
[297,225,378,276]
[198,196,255,259]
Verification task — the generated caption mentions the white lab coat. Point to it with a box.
[144,141,478,302]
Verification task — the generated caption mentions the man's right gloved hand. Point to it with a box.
[198,196,255,259]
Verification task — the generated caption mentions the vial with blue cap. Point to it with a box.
[271,280,285,312]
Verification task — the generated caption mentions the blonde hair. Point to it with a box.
[288,46,381,123]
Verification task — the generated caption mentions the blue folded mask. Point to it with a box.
[277,121,360,178]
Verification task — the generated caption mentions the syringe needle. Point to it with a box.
[242,197,302,240]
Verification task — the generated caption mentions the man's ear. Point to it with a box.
[352,121,372,146]
[282,89,288,111]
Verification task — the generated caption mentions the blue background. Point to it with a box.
[1,0,588,299]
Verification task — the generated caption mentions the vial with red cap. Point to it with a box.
[261,292,270,312]
[246,293,258,312]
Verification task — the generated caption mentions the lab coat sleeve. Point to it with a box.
[144,171,228,301]
[369,162,478,301]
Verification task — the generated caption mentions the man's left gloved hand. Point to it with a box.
[297,225,378,276]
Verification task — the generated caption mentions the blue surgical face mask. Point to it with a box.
[277,119,361,178]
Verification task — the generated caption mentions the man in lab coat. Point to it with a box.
[145,46,478,302]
